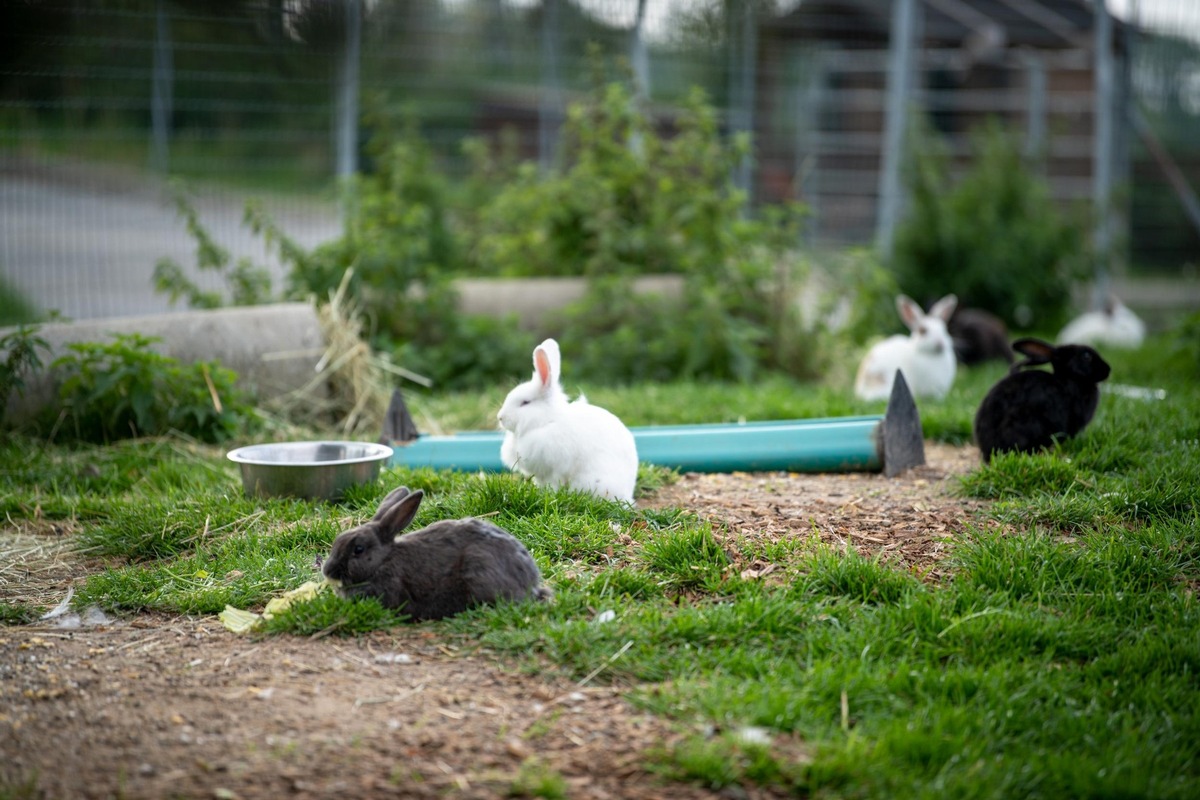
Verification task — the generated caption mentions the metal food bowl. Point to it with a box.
[227,441,394,501]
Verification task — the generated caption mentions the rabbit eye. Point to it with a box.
[918,326,927,335]
[353,543,365,556]
[520,400,531,407]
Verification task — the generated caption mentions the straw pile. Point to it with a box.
[270,270,428,439]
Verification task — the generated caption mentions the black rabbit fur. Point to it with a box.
[322,486,551,621]
[974,337,1111,463]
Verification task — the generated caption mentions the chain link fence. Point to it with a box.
[2,0,1198,322]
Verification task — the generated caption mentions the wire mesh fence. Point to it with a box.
[2,0,1198,322]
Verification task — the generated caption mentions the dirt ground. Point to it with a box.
[1,443,989,799]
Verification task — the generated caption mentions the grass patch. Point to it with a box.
[407,369,1009,445]
[0,602,40,625]
[259,591,409,637]
[3,336,1198,796]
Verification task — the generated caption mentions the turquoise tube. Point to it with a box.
[388,416,885,474]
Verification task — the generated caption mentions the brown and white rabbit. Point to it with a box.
[322,486,551,620]
[948,307,1014,366]
[973,338,1111,463]
[854,294,958,401]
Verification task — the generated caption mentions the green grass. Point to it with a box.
[406,367,1008,445]
[2,334,1198,797]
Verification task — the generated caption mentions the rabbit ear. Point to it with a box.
[533,339,561,390]
[929,294,958,322]
[1012,338,1055,366]
[372,485,412,522]
[895,295,923,330]
[374,489,424,539]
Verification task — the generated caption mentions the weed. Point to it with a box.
[507,758,568,799]
[0,602,40,625]
[49,333,256,443]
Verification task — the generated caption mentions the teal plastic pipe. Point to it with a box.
[388,415,885,474]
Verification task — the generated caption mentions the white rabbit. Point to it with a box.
[854,294,958,401]
[1057,294,1145,350]
[497,338,638,503]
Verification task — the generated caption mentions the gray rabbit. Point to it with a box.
[322,486,551,620]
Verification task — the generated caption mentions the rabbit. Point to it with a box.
[322,486,551,621]
[854,294,958,401]
[948,307,1014,366]
[973,337,1111,463]
[497,338,639,503]
[1058,294,1146,350]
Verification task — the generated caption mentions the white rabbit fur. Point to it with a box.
[854,294,958,401]
[497,338,639,503]
[1057,295,1145,350]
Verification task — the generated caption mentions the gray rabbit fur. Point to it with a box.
[322,486,551,620]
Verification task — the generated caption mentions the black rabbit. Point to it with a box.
[974,338,1111,463]
[322,486,551,620]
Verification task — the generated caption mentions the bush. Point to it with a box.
[49,333,255,443]
[0,325,50,428]
[890,121,1089,330]
[462,81,812,382]
[161,74,818,387]
[153,185,276,309]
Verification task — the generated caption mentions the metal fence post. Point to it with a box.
[335,0,362,182]
[797,51,825,243]
[1024,53,1047,162]
[876,0,918,258]
[729,0,758,202]
[539,0,563,174]
[1093,0,1114,299]
[149,0,173,173]
[629,0,650,157]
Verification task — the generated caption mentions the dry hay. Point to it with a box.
[268,270,429,439]
[0,519,90,609]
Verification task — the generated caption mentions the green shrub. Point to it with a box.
[287,110,462,342]
[464,81,812,382]
[153,185,276,309]
[1,325,50,428]
[168,75,818,387]
[49,333,255,442]
[891,121,1089,330]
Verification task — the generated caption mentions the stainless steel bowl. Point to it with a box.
[227,441,394,501]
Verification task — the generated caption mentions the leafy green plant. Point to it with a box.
[0,325,50,428]
[287,109,462,341]
[153,185,275,309]
[165,70,818,388]
[467,80,811,382]
[50,333,254,442]
[891,121,1089,330]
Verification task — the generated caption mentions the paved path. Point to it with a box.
[1,157,342,322]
